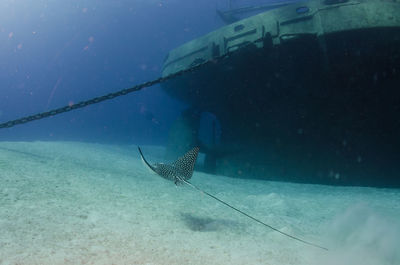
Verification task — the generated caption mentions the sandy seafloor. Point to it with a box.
[0,141,399,265]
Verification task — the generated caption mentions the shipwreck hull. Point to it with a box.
[161,0,400,187]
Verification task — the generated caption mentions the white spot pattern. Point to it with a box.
[154,147,199,183]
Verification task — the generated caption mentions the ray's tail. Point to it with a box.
[182,179,328,251]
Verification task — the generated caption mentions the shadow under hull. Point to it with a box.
[162,0,400,188]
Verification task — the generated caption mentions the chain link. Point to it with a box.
[0,53,230,130]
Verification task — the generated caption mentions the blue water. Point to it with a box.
[0,0,238,144]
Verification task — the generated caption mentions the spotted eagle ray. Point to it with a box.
[137,146,328,251]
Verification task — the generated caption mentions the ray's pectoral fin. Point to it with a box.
[137,146,200,184]
[172,147,199,181]
[138,146,157,174]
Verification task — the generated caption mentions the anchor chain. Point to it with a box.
[0,53,230,129]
